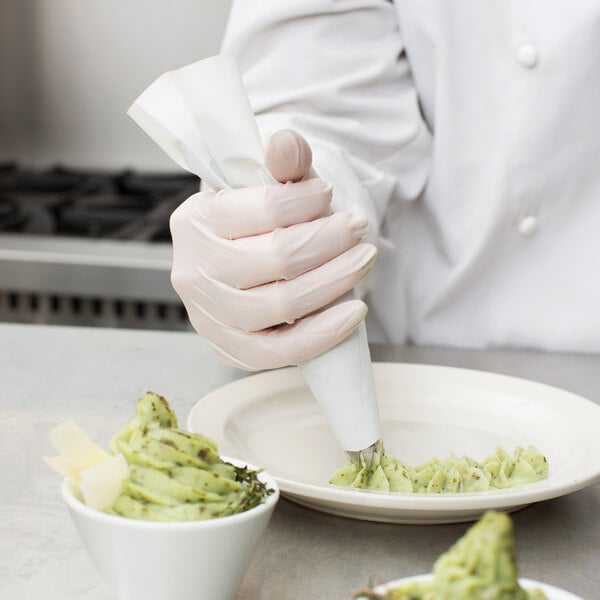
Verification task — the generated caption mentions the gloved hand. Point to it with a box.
[169,129,377,371]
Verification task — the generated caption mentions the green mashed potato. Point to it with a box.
[106,392,270,521]
[355,511,548,600]
[330,446,548,493]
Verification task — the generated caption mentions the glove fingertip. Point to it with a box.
[265,129,313,183]
[284,300,368,364]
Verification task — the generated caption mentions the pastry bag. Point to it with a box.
[128,54,381,456]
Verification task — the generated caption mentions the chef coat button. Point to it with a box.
[518,214,538,237]
[517,43,539,68]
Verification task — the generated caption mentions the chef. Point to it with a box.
[169,1,600,370]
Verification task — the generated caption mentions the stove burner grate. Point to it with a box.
[0,163,199,241]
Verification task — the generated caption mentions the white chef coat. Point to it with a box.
[222,1,600,353]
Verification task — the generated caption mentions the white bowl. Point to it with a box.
[360,574,585,600]
[62,457,279,600]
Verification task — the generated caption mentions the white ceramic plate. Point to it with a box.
[358,574,584,599]
[187,363,600,524]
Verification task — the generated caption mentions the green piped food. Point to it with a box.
[330,446,548,494]
[107,391,271,521]
[355,511,548,600]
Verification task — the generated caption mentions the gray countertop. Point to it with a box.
[1,323,598,599]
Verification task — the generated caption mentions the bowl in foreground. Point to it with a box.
[62,457,279,600]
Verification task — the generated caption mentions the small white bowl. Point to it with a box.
[62,457,279,600]
[360,574,585,600]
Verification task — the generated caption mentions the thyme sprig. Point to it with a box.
[219,462,274,516]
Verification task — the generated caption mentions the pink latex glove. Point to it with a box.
[169,129,377,370]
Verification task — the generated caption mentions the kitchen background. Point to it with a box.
[0,0,232,330]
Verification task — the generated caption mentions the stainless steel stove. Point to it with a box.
[0,164,198,330]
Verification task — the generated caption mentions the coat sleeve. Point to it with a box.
[221,0,431,244]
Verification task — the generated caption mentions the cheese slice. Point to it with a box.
[49,420,109,472]
[79,453,129,511]
[46,420,130,511]
[43,455,82,483]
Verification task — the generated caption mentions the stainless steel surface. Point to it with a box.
[0,234,191,329]
[0,166,198,329]
[0,234,174,300]
[2,323,598,599]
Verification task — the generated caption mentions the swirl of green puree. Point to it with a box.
[331,446,548,494]
[355,511,548,600]
[107,392,270,521]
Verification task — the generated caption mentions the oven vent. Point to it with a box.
[0,290,192,331]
